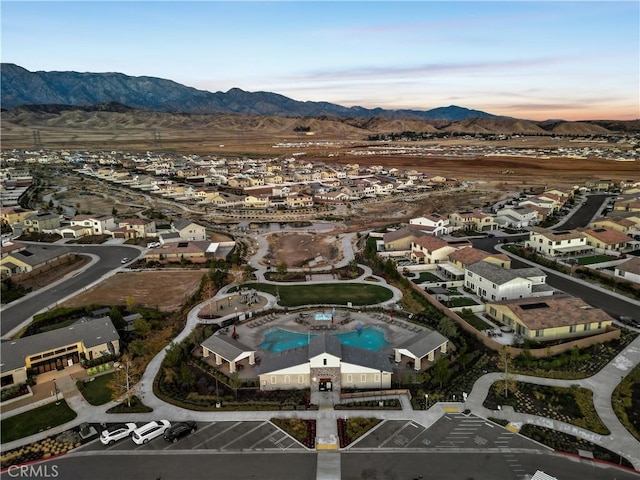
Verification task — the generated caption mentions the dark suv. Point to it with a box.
[163,421,197,443]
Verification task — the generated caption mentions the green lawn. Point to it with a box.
[577,255,615,265]
[1,400,77,444]
[447,297,479,307]
[241,282,394,306]
[76,372,115,406]
[462,314,493,331]
[411,272,440,283]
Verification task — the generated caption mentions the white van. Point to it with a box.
[132,420,171,445]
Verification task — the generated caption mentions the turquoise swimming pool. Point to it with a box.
[259,326,389,353]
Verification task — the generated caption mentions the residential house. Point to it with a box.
[465,261,552,302]
[526,228,592,257]
[613,199,640,213]
[614,256,640,284]
[145,241,219,263]
[171,219,207,241]
[410,237,471,264]
[1,207,36,227]
[313,191,350,204]
[1,242,74,278]
[111,218,157,239]
[255,334,392,392]
[485,295,615,341]
[23,212,61,233]
[285,193,314,209]
[586,179,615,192]
[243,194,271,209]
[579,227,634,254]
[409,213,452,236]
[0,317,120,389]
[449,210,497,232]
[383,227,430,252]
[447,247,511,270]
[70,214,117,236]
[495,206,538,228]
[589,217,636,234]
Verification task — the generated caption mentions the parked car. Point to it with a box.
[100,423,137,445]
[163,421,198,443]
[132,420,171,445]
[121,257,130,264]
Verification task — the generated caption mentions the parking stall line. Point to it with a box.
[192,421,242,450]
[379,422,424,448]
[220,421,269,450]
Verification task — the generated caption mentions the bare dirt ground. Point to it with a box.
[61,270,205,311]
[264,232,341,268]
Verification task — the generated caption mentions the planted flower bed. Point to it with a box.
[271,418,315,448]
[0,425,96,469]
[484,382,609,435]
[519,424,633,469]
[337,417,381,448]
[1,384,30,403]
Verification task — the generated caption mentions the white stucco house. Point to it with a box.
[525,228,592,257]
[465,261,553,302]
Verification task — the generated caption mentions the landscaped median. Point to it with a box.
[238,282,394,307]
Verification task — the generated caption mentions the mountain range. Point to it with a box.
[1,63,501,120]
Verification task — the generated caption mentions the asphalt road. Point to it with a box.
[552,193,613,231]
[8,450,637,480]
[0,244,142,336]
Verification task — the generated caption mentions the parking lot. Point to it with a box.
[79,421,306,453]
[351,413,545,452]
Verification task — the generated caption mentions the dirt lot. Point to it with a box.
[61,270,205,312]
[264,232,342,268]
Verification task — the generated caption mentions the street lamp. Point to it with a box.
[53,379,60,405]
[228,296,232,307]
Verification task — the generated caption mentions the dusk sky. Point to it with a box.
[2,1,639,121]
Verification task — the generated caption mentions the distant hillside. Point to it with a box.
[1,63,501,120]
[3,106,635,139]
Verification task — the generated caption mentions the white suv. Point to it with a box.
[132,420,171,445]
[100,423,137,445]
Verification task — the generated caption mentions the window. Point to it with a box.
[584,323,591,331]
[374,373,380,383]
[284,375,290,384]
[535,330,543,338]
[298,375,304,384]
[347,374,353,383]
[323,358,327,366]
[489,307,496,316]
[270,376,276,384]
[360,374,366,383]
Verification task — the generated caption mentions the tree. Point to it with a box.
[433,357,452,390]
[180,363,196,388]
[437,317,458,339]
[109,306,125,330]
[112,207,118,216]
[276,261,288,276]
[132,317,151,337]
[497,346,516,399]
[229,370,242,398]
[107,356,143,408]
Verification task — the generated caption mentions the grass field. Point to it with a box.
[1,400,77,444]
[241,282,394,307]
[76,372,115,406]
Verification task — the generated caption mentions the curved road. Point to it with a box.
[1,244,142,338]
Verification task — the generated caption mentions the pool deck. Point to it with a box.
[210,309,431,380]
